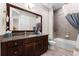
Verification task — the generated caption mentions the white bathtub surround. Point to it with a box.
[54,38,76,51]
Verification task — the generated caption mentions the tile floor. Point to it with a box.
[42,47,73,56]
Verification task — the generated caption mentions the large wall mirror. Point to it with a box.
[6,3,42,33]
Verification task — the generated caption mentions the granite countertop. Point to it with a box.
[0,34,48,43]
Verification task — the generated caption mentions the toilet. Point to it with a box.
[48,40,56,50]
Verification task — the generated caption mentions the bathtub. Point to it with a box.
[54,38,76,51]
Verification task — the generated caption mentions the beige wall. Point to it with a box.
[0,3,6,35]
[54,4,77,41]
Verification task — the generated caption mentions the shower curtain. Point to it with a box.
[66,13,79,49]
[66,13,79,30]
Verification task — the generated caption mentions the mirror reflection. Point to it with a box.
[10,7,41,32]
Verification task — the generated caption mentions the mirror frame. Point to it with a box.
[6,3,42,32]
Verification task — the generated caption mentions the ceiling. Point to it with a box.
[35,3,65,11]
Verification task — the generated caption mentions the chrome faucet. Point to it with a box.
[24,31,27,36]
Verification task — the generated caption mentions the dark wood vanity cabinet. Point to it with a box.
[1,35,48,56]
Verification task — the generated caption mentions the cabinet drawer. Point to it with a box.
[23,38,34,44]
[34,37,41,42]
[6,40,23,48]
[35,36,48,42]
[7,46,23,56]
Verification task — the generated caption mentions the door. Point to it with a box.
[23,43,35,56]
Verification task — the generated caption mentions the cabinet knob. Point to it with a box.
[14,42,17,45]
[14,51,18,54]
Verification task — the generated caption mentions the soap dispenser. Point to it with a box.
[3,30,12,38]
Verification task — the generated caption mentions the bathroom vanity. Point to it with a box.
[0,34,48,56]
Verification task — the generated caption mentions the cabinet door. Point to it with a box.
[35,41,43,55]
[34,36,48,55]
[42,36,48,51]
[7,46,23,56]
[1,42,7,56]
[23,43,35,56]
